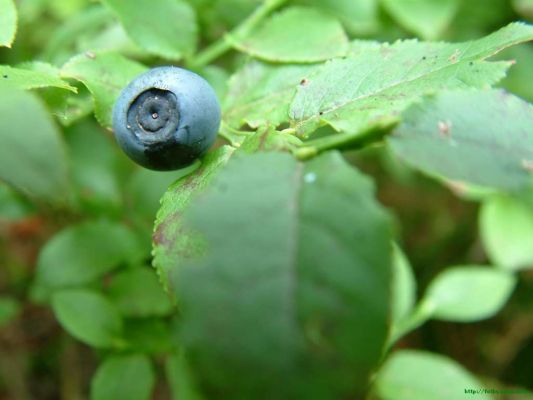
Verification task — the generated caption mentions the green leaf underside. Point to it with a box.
[231,6,349,63]
[0,88,69,203]
[388,90,533,192]
[175,152,392,398]
[423,266,516,322]
[52,289,122,348]
[290,22,533,137]
[374,350,493,400]
[480,196,533,270]
[91,354,155,400]
[101,0,197,59]
[61,52,147,128]
[0,0,17,47]
[36,220,141,290]
[153,146,236,291]
[381,0,460,40]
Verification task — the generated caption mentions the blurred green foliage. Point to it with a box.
[0,0,532,399]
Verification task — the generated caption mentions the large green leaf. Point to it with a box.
[36,220,142,291]
[91,354,155,400]
[0,88,70,203]
[61,52,147,128]
[0,63,76,91]
[101,0,197,60]
[381,0,460,40]
[174,151,392,398]
[422,266,516,322]
[0,0,17,47]
[223,60,317,129]
[480,196,533,270]
[52,289,122,348]
[290,22,533,137]
[230,6,348,63]
[374,350,493,400]
[153,147,235,290]
[388,90,533,192]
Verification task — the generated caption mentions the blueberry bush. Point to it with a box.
[0,0,532,399]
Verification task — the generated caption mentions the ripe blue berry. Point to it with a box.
[112,66,221,170]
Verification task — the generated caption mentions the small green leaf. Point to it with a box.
[374,350,493,400]
[231,6,348,63]
[108,269,173,317]
[36,220,142,291]
[0,88,70,203]
[391,244,416,326]
[290,22,533,137]
[381,0,460,40]
[122,319,174,354]
[101,0,197,59]
[0,64,76,92]
[91,354,155,400]
[0,0,17,47]
[389,90,533,192]
[176,151,392,397]
[166,353,202,400]
[0,296,20,327]
[513,0,533,19]
[153,146,235,291]
[423,266,516,322]
[480,196,533,270]
[61,52,147,128]
[298,0,379,35]
[52,289,122,348]
[223,60,317,129]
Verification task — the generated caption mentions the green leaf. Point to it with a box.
[108,268,173,317]
[36,220,142,291]
[480,196,533,270]
[153,146,235,291]
[0,64,76,92]
[52,289,122,347]
[231,6,348,63]
[388,90,533,192]
[166,353,202,400]
[101,0,197,59]
[290,22,533,137]
[374,350,493,400]
[0,296,20,327]
[65,120,125,214]
[298,0,379,35]
[513,0,533,19]
[0,88,70,203]
[391,244,416,326]
[381,0,460,40]
[176,151,392,398]
[0,0,17,47]
[223,60,316,129]
[61,52,147,128]
[122,319,174,354]
[423,266,516,322]
[91,354,155,400]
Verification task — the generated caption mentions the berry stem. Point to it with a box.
[189,0,289,68]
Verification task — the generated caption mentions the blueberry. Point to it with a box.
[112,66,221,170]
